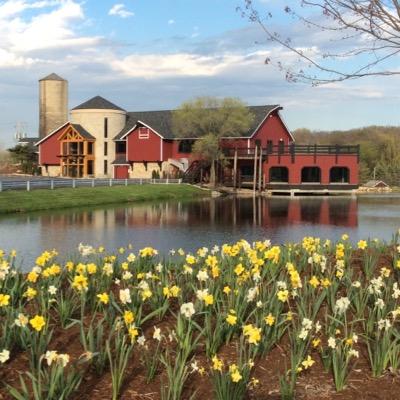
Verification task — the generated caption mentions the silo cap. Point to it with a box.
[39,73,66,81]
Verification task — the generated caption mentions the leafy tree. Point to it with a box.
[172,97,254,186]
[240,1,400,85]
[8,144,39,175]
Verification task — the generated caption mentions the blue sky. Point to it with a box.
[0,0,399,147]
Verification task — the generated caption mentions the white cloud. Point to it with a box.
[0,0,399,145]
[0,0,102,66]
[110,51,270,78]
[108,4,134,18]
[168,19,175,25]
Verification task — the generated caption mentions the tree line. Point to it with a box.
[294,126,400,186]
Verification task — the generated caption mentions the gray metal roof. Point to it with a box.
[39,73,66,81]
[72,124,96,140]
[72,96,125,112]
[111,157,130,165]
[114,105,281,140]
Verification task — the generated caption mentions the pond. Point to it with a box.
[1,193,400,267]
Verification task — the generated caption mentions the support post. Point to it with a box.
[233,148,238,190]
[51,180,54,190]
[258,146,262,193]
[253,145,258,193]
[92,179,95,188]
[109,178,112,187]
[0,181,2,192]
[72,179,76,189]
[125,178,128,186]
[26,180,30,191]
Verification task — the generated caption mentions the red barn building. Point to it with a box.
[34,74,359,193]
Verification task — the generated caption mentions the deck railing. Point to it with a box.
[222,144,360,158]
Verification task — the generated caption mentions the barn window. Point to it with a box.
[116,141,126,154]
[138,127,149,139]
[269,167,289,183]
[104,118,108,138]
[87,160,94,175]
[178,140,194,153]
[278,139,284,154]
[301,167,321,183]
[330,167,349,183]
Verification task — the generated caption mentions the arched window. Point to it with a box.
[269,166,289,183]
[178,140,195,153]
[301,167,321,183]
[330,167,349,183]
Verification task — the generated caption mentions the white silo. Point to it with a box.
[70,96,127,177]
[39,73,68,138]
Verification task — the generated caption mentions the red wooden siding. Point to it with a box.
[220,112,292,149]
[38,124,69,165]
[262,155,359,185]
[126,127,162,162]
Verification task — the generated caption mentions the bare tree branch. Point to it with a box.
[239,0,400,84]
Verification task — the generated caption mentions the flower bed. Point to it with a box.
[1,235,400,399]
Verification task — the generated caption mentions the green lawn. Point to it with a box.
[0,184,209,214]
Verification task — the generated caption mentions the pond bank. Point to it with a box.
[0,184,210,214]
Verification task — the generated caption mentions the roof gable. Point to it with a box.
[35,122,70,146]
[72,96,125,112]
[58,124,96,141]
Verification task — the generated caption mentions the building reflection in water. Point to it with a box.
[36,196,358,236]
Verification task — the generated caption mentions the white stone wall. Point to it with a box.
[42,165,61,177]
[129,162,171,179]
[70,109,126,178]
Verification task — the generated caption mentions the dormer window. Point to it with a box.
[138,127,149,139]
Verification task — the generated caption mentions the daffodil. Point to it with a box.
[0,293,10,307]
[301,355,315,369]
[29,315,46,332]
[226,312,237,326]
[123,310,134,325]
[212,355,223,371]
[264,313,275,326]
[229,364,242,382]
[277,289,289,302]
[97,292,109,304]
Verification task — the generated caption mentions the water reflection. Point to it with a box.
[3,194,400,266]
[33,196,358,230]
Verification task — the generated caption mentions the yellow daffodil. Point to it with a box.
[123,310,134,325]
[277,290,289,302]
[97,292,109,304]
[301,355,315,369]
[226,313,237,326]
[212,355,223,371]
[29,315,46,332]
[0,294,10,307]
[309,275,320,288]
[264,313,275,326]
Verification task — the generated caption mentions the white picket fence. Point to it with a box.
[0,178,182,192]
